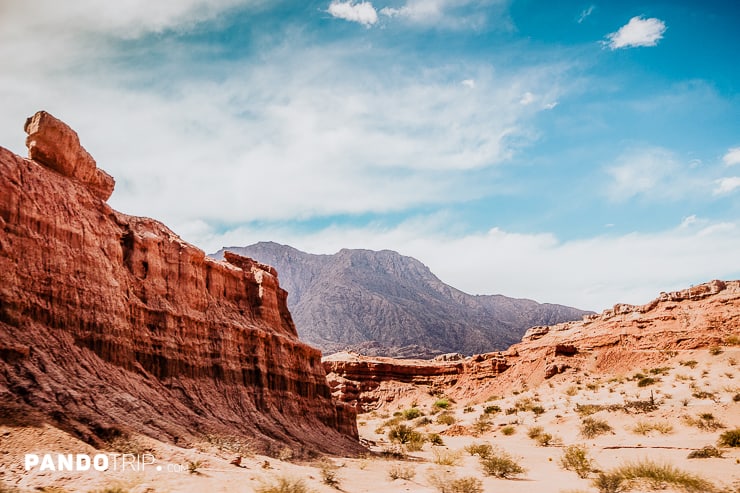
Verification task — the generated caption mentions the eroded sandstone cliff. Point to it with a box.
[0,111,359,456]
[325,279,740,410]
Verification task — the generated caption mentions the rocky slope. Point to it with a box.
[0,111,359,456]
[214,242,590,358]
[324,279,740,410]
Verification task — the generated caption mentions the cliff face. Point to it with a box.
[0,111,359,455]
[325,280,740,411]
[215,242,591,358]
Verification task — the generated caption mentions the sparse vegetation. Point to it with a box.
[472,414,492,434]
[437,412,457,425]
[501,425,516,436]
[718,428,740,447]
[388,424,424,444]
[403,407,423,420]
[187,459,203,475]
[428,471,484,493]
[687,446,723,459]
[637,377,658,387]
[256,476,313,493]
[432,448,463,466]
[560,444,595,479]
[433,398,451,410]
[479,449,526,478]
[580,417,613,438]
[464,443,493,458]
[592,459,716,493]
[318,460,341,489]
[631,421,673,435]
[576,404,605,416]
[683,413,725,431]
[527,426,544,439]
[680,360,698,369]
[387,464,416,481]
[483,405,501,414]
[428,433,444,446]
[709,346,723,356]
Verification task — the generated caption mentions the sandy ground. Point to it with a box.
[1,347,739,493]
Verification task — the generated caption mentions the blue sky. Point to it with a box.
[1,0,739,310]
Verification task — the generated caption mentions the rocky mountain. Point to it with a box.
[324,279,740,411]
[213,242,591,358]
[0,111,359,456]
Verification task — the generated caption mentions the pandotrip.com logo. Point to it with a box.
[24,453,189,473]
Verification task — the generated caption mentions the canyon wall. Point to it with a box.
[0,111,359,456]
[325,279,740,410]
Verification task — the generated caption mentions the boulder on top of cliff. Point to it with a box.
[24,110,115,201]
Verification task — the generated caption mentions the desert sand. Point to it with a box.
[2,346,738,493]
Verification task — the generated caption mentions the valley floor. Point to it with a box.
[2,347,739,493]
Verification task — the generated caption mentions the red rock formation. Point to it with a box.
[325,280,740,410]
[0,111,359,456]
[24,111,115,201]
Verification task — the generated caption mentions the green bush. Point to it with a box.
[464,443,492,458]
[479,449,525,478]
[433,398,451,410]
[428,471,483,493]
[403,407,423,420]
[255,476,312,493]
[432,448,463,466]
[580,417,612,438]
[637,377,657,387]
[388,424,423,445]
[427,433,444,446]
[718,428,740,447]
[388,464,416,481]
[560,444,594,479]
[593,459,716,493]
[687,445,724,458]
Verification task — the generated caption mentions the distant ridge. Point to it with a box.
[212,242,591,358]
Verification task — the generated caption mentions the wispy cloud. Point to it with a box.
[723,147,740,166]
[328,1,378,26]
[577,5,595,24]
[604,16,667,49]
[379,0,508,30]
[203,215,740,311]
[606,147,684,200]
[714,177,740,195]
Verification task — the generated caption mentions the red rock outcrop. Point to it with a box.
[325,280,740,410]
[0,111,359,456]
[24,111,115,201]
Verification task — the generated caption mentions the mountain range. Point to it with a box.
[213,242,591,358]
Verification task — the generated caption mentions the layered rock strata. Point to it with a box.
[325,280,740,411]
[0,111,359,455]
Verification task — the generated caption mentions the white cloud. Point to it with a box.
[606,147,683,200]
[723,147,740,166]
[544,101,558,110]
[519,91,535,105]
[0,17,566,227]
[578,5,594,24]
[201,215,740,311]
[328,1,378,26]
[379,0,507,29]
[461,79,476,88]
[714,177,740,195]
[605,16,666,50]
[0,0,248,39]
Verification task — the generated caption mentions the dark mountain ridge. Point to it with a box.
[213,242,591,358]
